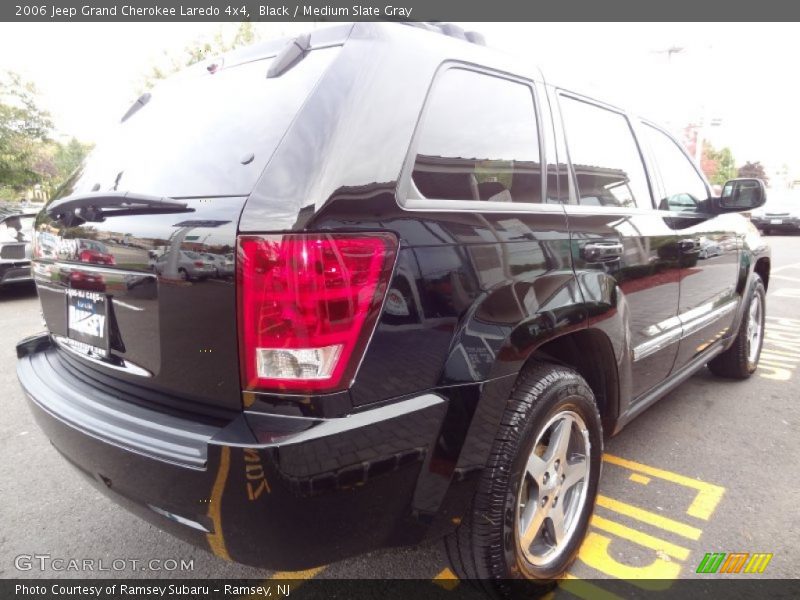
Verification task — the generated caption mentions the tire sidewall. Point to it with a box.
[499,373,603,581]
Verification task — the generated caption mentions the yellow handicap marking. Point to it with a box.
[429,456,727,591]
[590,515,690,561]
[577,532,680,588]
[595,495,702,540]
[570,456,727,587]
[628,473,651,485]
[432,567,460,590]
[760,316,800,380]
[241,567,326,600]
[603,454,724,520]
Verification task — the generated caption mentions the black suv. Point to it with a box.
[17,23,770,590]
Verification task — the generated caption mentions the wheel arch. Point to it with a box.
[755,256,770,290]
[525,327,620,436]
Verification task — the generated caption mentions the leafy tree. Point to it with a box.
[0,72,53,197]
[713,147,737,184]
[140,23,259,90]
[700,142,737,186]
[738,161,769,185]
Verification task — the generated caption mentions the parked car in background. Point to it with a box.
[201,252,227,277]
[153,249,215,281]
[698,237,722,259]
[750,190,800,234]
[77,239,115,265]
[220,253,235,278]
[0,212,35,286]
[16,23,770,594]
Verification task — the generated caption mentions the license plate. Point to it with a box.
[770,219,783,225]
[66,289,108,356]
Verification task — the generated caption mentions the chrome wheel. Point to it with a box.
[747,292,763,364]
[516,410,591,567]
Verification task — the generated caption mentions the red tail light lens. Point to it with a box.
[194,261,204,267]
[237,233,398,393]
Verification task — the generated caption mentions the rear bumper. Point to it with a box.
[753,219,800,232]
[17,335,447,569]
[0,260,32,285]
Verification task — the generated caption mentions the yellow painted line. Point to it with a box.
[558,573,624,600]
[596,495,702,540]
[771,274,800,283]
[758,347,800,358]
[590,515,690,561]
[243,567,327,600]
[576,532,680,586]
[603,454,725,520]
[629,473,651,485]
[760,358,799,367]
[206,446,232,561]
[432,567,460,590]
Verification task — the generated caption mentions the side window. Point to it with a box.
[411,69,542,203]
[560,95,650,208]
[641,124,709,212]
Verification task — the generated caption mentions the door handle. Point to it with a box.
[581,242,624,263]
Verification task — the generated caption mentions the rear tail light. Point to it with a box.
[194,261,204,267]
[237,232,398,393]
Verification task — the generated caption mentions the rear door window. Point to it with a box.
[410,68,542,204]
[559,95,651,209]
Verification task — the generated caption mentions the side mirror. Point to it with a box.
[715,178,767,213]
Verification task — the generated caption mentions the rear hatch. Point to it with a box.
[32,34,345,414]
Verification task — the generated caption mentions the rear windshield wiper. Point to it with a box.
[47,192,193,227]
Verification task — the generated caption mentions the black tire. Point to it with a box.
[178,268,189,281]
[708,274,766,379]
[762,228,771,236]
[445,363,603,598]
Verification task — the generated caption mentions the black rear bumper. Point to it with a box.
[17,336,448,569]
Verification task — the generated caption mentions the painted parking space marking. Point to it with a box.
[420,454,726,595]
[241,567,326,600]
[595,495,702,540]
[432,567,460,590]
[602,454,724,520]
[554,455,726,596]
[589,515,690,561]
[760,316,800,381]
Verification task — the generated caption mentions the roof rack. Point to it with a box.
[402,22,486,46]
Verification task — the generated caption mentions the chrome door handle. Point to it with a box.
[582,242,624,263]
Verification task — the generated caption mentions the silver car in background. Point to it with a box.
[0,211,35,287]
[153,250,216,281]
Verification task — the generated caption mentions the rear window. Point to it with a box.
[0,215,34,241]
[410,68,542,204]
[56,47,340,200]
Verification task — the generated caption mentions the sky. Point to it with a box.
[1,22,799,177]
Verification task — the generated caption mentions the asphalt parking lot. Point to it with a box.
[1,235,798,592]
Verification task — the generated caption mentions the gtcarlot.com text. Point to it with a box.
[14,554,194,572]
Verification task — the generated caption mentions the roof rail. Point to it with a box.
[402,22,486,46]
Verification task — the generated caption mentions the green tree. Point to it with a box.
[738,161,769,185]
[140,23,259,90]
[0,71,53,198]
[701,143,737,186]
[713,147,737,184]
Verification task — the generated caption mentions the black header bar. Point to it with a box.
[4,0,800,22]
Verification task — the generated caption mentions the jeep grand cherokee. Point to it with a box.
[17,22,770,593]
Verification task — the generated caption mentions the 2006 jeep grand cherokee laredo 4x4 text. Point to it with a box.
[17,22,770,593]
